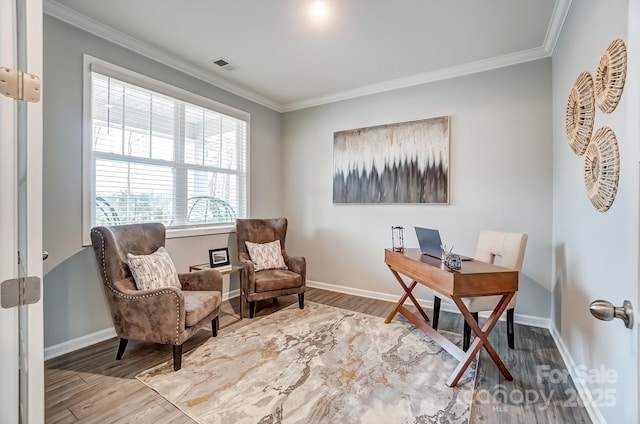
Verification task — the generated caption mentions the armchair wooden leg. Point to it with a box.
[249,301,256,319]
[507,308,515,349]
[298,293,304,309]
[115,338,128,360]
[432,296,441,331]
[212,316,219,337]
[463,312,479,352]
[173,345,183,371]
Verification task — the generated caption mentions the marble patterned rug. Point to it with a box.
[136,302,476,424]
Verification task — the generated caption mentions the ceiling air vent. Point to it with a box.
[210,57,238,71]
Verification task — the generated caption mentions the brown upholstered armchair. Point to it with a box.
[236,218,306,318]
[90,223,223,371]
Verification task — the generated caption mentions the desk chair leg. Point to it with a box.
[249,301,256,319]
[115,338,128,360]
[173,344,183,371]
[463,312,479,352]
[298,293,305,309]
[212,316,219,337]
[432,296,441,330]
[507,308,515,349]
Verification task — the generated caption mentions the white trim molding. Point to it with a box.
[44,327,117,361]
[306,279,550,329]
[45,0,572,113]
[543,0,573,55]
[45,288,241,361]
[44,0,281,112]
[45,280,605,424]
[282,47,550,112]
[549,324,607,424]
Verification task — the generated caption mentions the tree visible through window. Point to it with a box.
[87,66,248,233]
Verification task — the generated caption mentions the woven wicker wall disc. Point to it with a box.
[584,127,620,212]
[565,72,595,155]
[595,39,627,113]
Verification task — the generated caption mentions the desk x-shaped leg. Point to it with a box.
[448,292,515,387]
[384,267,430,324]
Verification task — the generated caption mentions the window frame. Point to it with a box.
[82,55,250,245]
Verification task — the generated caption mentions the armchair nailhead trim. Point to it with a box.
[92,229,181,344]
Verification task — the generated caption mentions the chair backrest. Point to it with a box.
[90,223,167,291]
[474,230,528,271]
[236,218,288,259]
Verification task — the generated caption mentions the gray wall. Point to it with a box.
[282,59,553,320]
[42,4,640,420]
[43,15,555,350]
[43,16,283,348]
[552,0,638,422]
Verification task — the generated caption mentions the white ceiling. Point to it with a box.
[45,0,570,112]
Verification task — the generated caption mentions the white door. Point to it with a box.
[0,0,44,422]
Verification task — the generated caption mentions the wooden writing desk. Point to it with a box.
[384,248,518,387]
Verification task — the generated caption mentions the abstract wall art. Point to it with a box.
[565,71,595,155]
[333,116,449,204]
[595,38,627,114]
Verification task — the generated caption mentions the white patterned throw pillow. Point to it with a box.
[245,240,288,271]
[127,246,181,290]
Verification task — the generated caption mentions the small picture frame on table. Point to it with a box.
[209,247,231,269]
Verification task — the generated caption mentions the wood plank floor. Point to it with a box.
[45,288,592,423]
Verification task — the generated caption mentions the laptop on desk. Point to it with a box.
[414,227,473,261]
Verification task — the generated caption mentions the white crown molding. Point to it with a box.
[282,46,550,112]
[543,0,574,54]
[45,0,572,114]
[43,0,284,112]
[286,0,572,111]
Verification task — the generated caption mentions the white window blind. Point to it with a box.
[84,58,248,240]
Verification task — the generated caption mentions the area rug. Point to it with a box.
[136,302,476,424]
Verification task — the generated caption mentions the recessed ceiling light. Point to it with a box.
[311,1,327,17]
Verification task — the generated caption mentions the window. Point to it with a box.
[83,56,249,244]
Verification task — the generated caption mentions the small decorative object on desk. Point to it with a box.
[444,254,462,272]
[440,244,453,261]
[391,226,404,252]
[440,244,462,271]
[209,247,231,271]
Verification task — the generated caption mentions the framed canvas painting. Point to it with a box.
[333,116,449,204]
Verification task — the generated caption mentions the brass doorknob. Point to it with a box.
[589,299,634,329]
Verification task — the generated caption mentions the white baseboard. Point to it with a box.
[45,279,602,424]
[307,280,604,421]
[44,283,549,360]
[549,325,606,424]
[223,288,240,302]
[307,279,417,304]
[306,279,550,328]
[44,327,117,361]
[45,288,242,361]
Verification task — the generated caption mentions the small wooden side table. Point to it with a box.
[189,263,245,319]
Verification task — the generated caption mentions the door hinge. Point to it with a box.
[0,67,41,102]
[1,277,41,309]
